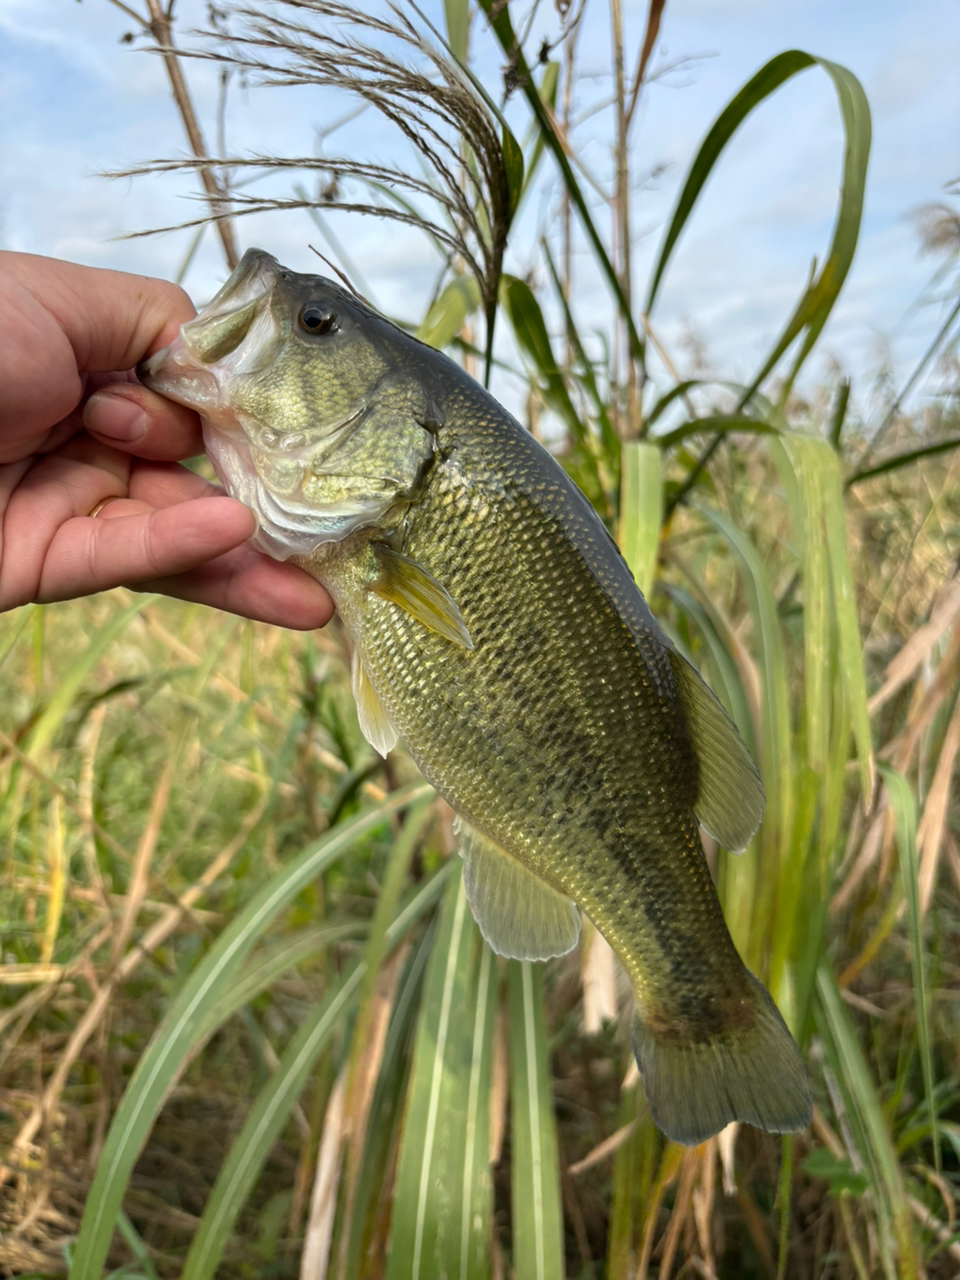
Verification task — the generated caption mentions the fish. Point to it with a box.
[139,248,812,1146]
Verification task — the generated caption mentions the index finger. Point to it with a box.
[0,253,198,451]
[1,252,196,372]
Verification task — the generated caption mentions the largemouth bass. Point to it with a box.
[140,249,811,1145]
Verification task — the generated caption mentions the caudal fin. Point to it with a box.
[631,973,812,1146]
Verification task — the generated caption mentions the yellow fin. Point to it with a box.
[369,544,474,649]
[351,649,399,757]
[669,651,765,853]
[455,817,580,960]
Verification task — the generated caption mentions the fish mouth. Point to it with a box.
[137,250,282,414]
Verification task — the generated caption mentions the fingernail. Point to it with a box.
[84,389,148,443]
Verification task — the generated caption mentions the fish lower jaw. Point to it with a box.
[202,419,389,561]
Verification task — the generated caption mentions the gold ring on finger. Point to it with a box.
[88,495,123,519]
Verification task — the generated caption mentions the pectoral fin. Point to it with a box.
[369,544,474,649]
[669,651,765,853]
[456,818,580,960]
[351,649,399,757]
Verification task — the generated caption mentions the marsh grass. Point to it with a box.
[2,0,960,1275]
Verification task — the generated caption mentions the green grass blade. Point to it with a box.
[500,274,586,447]
[387,868,496,1280]
[68,783,431,1280]
[816,963,920,1279]
[845,435,960,487]
[180,863,453,1280]
[657,581,757,758]
[339,923,437,1278]
[202,923,363,1035]
[459,943,497,1279]
[443,0,469,62]
[477,0,643,362]
[353,799,434,1033]
[542,239,618,466]
[644,379,774,432]
[183,968,364,1280]
[655,412,778,450]
[821,447,875,800]
[508,961,564,1280]
[618,442,662,598]
[776,431,873,802]
[417,274,482,350]
[22,595,157,761]
[521,64,560,202]
[501,124,525,220]
[695,505,794,966]
[882,766,938,1172]
[645,52,870,405]
[774,436,830,775]
[0,603,33,675]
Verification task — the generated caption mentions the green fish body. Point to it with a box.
[141,249,811,1145]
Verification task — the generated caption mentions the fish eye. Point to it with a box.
[299,302,338,336]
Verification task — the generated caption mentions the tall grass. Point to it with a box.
[2,0,959,1275]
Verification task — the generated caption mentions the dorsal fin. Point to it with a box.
[669,651,765,852]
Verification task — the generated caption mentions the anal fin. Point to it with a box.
[351,649,399,757]
[456,817,580,960]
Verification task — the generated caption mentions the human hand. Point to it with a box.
[0,252,333,627]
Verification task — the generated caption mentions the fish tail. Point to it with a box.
[630,972,812,1146]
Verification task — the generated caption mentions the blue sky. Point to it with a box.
[2,0,958,424]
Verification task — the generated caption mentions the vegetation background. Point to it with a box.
[1,0,959,1276]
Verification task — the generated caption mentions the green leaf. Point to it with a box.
[443,0,469,63]
[774,436,831,775]
[502,125,526,219]
[387,869,497,1280]
[815,963,921,1279]
[542,239,618,472]
[882,766,938,1173]
[644,379,775,432]
[181,862,452,1280]
[655,412,779,451]
[339,924,436,1278]
[694,504,794,964]
[500,273,609,507]
[183,967,361,1280]
[802,1148,869,1197]
[68,783,432,1280]
[618,442,662,598]
[201,923,363,1041]
[478,0,644,362]
[500,275,581,436]
[819,441,874,800]
[521,63,560,200]
[23,595,157,760]
[646,51,871,405]
[846,435,960,487]
[658,581,758,760]
[416,274,482,350]
[508,961,564,1280]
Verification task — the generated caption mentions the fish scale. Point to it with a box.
[140,247,812,1146]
